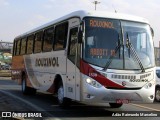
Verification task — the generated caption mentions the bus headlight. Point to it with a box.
[86,78,102,88]
[144,80,155,89]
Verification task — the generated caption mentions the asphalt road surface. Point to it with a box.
[0,77,160,120]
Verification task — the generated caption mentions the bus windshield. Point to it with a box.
[83,17,155,70]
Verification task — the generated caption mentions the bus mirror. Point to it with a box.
[78,30,82,43]
[150,27,154,38]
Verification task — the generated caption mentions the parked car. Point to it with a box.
[155,67,160,102]
[1,64,11,70]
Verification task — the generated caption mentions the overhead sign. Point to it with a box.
[89,19,114,29]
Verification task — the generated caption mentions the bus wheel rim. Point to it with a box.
[156,89,160,101]
[22,79,25,91]
[58,86,64,103]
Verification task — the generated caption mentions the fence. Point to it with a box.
[155,47,160,67]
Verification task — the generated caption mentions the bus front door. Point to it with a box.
[66,27,80,101]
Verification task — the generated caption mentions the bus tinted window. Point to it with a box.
[54,22,68,50]
[16,40,21,55]
[34,31,43,53]
[27,35,34,54]
[20,38,27,55]
[43,27,54,52]
[68,27,78,63]
[13,40,17,56]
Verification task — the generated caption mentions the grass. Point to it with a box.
[0,70,11,77]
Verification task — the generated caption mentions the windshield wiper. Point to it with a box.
[126,33,145,73]
[103,35,122,71]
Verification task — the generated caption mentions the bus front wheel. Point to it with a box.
[57,82,71,108]
[109,103,123,108]
[155,87,160,102]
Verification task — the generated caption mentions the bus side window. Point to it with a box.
[54,22,68,50]
[68,27,78,64]
[13,40,17,56]
[43,27,54,52]
[16,39,21,55]
[20,38,27,55]
[34,31,43,53]
[27,35,34,54]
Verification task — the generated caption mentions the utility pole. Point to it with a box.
[92,1,100,11]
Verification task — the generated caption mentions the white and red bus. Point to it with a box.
[12,10,155,108]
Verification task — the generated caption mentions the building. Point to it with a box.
[0,41,13,68]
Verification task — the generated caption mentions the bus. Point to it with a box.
[11,10,155,108]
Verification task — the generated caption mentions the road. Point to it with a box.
[0,77,160,120]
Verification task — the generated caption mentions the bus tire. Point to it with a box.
[109,103,123,108]
[57,81,71,108]
[155,87,160,102]
[22,75,36,95]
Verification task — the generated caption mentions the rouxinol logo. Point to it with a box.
[35,57,59,67]
[130,79,149,82]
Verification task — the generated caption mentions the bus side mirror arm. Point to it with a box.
[150,27,154,38]
[78,21,84,43]
[78,30,83,43]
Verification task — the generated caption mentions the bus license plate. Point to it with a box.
[116,99,129,104]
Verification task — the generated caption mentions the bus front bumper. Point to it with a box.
[81,75,155,104]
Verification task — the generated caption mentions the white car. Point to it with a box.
[155,67,160,102]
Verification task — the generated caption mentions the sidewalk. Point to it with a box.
[0,70,11,77]
[0,77,11,80]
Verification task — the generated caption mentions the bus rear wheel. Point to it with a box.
[155,87,160,102]
[22,75,36,95]
[109,103,123,108]
[57,82,71,108]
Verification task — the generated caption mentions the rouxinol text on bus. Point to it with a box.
[35,57,59,67]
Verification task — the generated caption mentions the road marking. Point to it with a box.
[131,103,160,112]
[0,90,61,120]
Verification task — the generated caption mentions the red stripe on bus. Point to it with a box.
[80,59,125,89]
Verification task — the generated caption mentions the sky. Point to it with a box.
[0,0,160,47]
